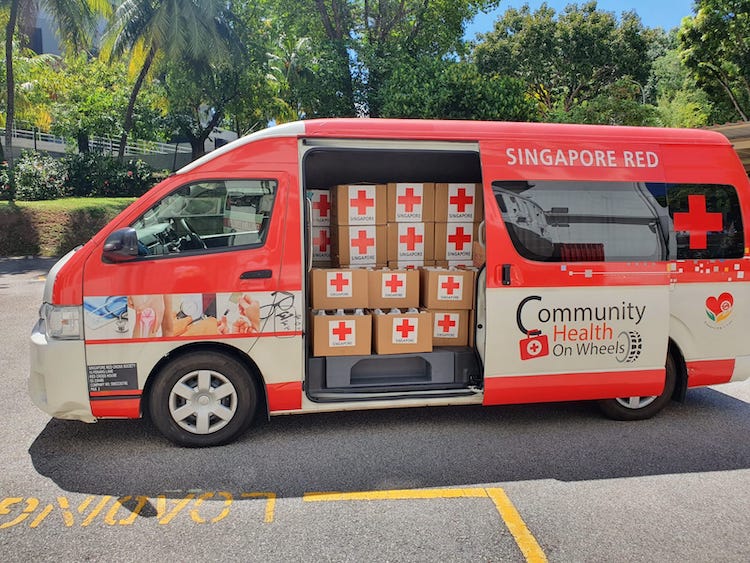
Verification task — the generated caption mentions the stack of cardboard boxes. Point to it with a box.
[308,182,481,358]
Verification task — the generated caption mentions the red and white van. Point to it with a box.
[29,119,750,446]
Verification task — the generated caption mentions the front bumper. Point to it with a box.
[29,318,96,423]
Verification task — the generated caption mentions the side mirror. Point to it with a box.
[102,228,140,263]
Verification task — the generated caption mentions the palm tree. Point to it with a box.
[2,0,110,164]
[102,0,232,159]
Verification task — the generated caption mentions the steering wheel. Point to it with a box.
[178,218,207,250]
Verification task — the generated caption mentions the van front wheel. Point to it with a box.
[148,352,258,447]
[597,354,677,421]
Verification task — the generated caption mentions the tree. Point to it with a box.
[101,0,234,158]
[2,0,109,164]
[679,0,750,122]
[473,2,653,118]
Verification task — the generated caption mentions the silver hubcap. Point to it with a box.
[168,369,238,434]
[615,395,657,410]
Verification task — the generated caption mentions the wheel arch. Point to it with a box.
[668,338,688,402]
[141,342,269,420]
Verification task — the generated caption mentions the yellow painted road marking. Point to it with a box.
[304,487,547,563]
[241,492,277,523]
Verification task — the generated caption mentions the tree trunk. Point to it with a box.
[5,0,20,166]
[118,45,156,159]
[77,132,90,153]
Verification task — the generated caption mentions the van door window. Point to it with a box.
[493,180,743,262]
[131,180,277,256]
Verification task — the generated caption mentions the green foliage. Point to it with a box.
[13,151,69,201]
[0,161,12,201]
[679,0,750,122]
[63,153,153,198]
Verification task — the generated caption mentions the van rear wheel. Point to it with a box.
[597,353,677,421]
[148,351,258,447]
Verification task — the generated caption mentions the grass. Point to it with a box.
[0,197,136,257]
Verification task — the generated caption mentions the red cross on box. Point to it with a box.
[384,274,404,293]
[448,226,472,250]
[399,226,423,250]
[350,189,375,216]
[673,194,723,250]
[351,229,376,255]
[313,193,330,218]
[398,187,422,213]
[331,320,352,341]
[449,187,474,213]
[314,229,330,252]
[394,318,416,339]
[329,272,349,292]
[441,276,461,295]
[437,314,456,333]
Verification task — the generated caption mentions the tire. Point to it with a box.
[148,351,258,447]
[597,353,677,421]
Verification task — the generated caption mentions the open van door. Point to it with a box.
[477,139,672,414]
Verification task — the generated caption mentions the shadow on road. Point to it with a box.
[0,256,57,276]
[28,387,750,500]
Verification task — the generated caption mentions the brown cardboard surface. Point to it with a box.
[435,183,484,222]
[386,222,435,262]
[387,260,434,269]
[367,268,420,309]
[311,311,371,357]
[372,309,432,354]
[331,224,387,267]
[310,268,369,309]
[420,268,476,310]
[332,184,386,225]
[387,183,435,222]
[434,222,479,262]
[430,309,469,346]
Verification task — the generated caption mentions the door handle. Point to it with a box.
[240,269,272,279]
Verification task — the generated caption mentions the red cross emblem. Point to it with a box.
[673,194,723,250]
[351,229,375,255]
[313,193,330,219]
[350,189,375,216]
[329,272,349,292]
[400,226,423,250]
[448,226,472,250]
[449,187,474,213]
[395,319,415,339]
[437,314,456,333]
[398,187,422,213]
[441,276,461,295]
[332,321,352,341]
[313,229,330,251]
[384,274,404,293]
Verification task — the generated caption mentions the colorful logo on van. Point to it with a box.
[705,292,733,324]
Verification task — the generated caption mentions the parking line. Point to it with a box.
[303,487,547,562]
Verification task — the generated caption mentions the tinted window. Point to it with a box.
[132,180,277,256]
[493,180,743,262]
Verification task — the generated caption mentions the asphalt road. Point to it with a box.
[1,257,749,562]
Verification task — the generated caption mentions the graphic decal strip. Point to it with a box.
[266,382,303,412]
[686,359,735,387]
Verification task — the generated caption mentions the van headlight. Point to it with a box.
[40,303,83,340]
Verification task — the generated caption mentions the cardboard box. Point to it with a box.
[307,189,331,226]
[311,226,331,263]
[387,183,435,222]
[387,260,434,270]
[367,268,420,309]
[331,224,387,267]
[310,268,369,309]
[435,183,484,222]
[421,268,475,310]
[435,260,474,268]
[311,311,371,357]
[372,309,432,354]
[386,222,435,263]
[331,184,386,225]
[431,310,469,346]
[434,222,478,262]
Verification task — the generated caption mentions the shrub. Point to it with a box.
[0,162,13,201]
[13,151,70,201]
[64,153,154,198]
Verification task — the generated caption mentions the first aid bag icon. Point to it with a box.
[519,331,549,360]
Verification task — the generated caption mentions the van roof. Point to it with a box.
[178,118,731,175]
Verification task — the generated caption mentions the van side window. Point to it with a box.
[131,180,277,256]
[493,180,744,263]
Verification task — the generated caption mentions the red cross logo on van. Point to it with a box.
[673,194,722,250]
